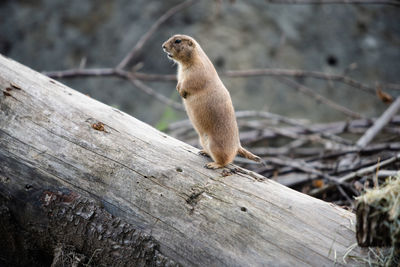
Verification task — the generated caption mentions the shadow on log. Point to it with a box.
[0,191,174,266]
[0,54,366,266]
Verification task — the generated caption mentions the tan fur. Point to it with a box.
[162,34,260,169]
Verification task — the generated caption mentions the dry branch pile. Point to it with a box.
[167,107,400,208]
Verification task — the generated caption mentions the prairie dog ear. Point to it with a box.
[187,40,193,46]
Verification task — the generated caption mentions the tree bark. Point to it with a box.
[0,54,364,266]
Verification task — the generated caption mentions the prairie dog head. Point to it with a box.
[162,34,196,64]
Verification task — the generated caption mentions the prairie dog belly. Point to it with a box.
[184,90,238,140]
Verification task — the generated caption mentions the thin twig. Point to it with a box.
[264,0,400,6]
[273,173,316,187]
[376,170,400,178]
[310,153,400,196]
[251,139,308,156]
[168,109,354,146]
[168,114,309,143]
[115,69,185,111]
[44,68,389,96]
[43,68,116,78]
[226,115,400,148]
[43,68,174,81]
[127,69,400,95]
[128,77,184,111]
[166,110,308,130]
[339,96,400,168]
[356,96,400,148]
[336,184,354,207]
[43,68,185,111]
[116,0,196,70]
[277,77,364,119]
[133,72,176,81]
[381,82,400,91]
[338,153,400,183]
[264,156,339,184]
[224,68,377,94]
[231,110,310,127]
[167,111,316,144]
[303,142,400,162]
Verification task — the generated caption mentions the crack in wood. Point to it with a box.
[186,189,205,207]
[10,83,22,90]
[3,91,12,97]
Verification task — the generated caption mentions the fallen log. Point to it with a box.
[0,54,365,266]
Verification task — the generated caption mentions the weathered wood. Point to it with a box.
[0,54,365,266]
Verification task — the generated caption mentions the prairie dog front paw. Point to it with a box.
[176,82,187,98]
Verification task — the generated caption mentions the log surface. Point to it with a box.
[0,54,363,266]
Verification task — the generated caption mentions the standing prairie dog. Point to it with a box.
[162,34,261,169]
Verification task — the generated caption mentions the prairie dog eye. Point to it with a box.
[174,39,182,44]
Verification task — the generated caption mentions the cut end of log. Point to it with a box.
[356,175,400,247]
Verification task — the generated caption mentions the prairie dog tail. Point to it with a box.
[237,147,261,163]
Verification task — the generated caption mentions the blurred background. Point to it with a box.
[1,3,400,262]
[1,0,399,128]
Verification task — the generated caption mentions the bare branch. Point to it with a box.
[263,156,340,184]
[376,170,400,177]
[168,109,355,147]
[135,69,398,96]
[234,110,310,127]
[43,67,391,99]
[43,68,117,78]
[338,96,400,168]
[264,0,400,7]
[133,72,176,81]
[43,68,178,82]
[224,68,376,94]
[311,153,400,196]
[123,69,397,96]
[251,139,308,156]
[126,78,184,111]
[277,77,364,119]
[115,69,185,111]
[116,0,196,70]
[43,68,185,111]
[302,142,400,161]
[356,96,400,148]
[44,66,393,98]
[381,82,400,91]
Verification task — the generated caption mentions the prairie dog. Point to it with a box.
[162,34,260,169]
